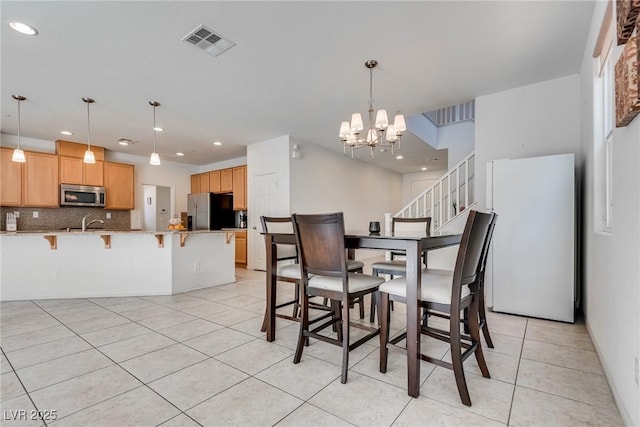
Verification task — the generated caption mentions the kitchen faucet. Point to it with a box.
[81,214,104,231]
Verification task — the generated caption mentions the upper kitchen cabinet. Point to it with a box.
[209,170,221,193]
[190,174,200,194]
[23,151,59,207]
[0,147,23,206]
[199,172,210,193]
[57,140,105,186]
[0,148,59,207]
[104,162,134,210]
[59,156,104,186]
[220,168,233,193]
[232,165,247,210]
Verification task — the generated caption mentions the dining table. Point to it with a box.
[262,230,462,398]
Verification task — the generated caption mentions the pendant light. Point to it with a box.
[149,101,161,166]
[82,97,96,164]
[11,95,26,163]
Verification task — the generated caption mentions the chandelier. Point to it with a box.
[339,60,406,159]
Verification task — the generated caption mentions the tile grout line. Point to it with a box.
[505,317,528,426]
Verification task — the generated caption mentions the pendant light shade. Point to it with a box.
[11,95,27,163]
[82,97,96,164]
[149,101,161,166]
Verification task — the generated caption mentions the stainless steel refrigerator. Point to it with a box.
[486,153,575,322]
[187,193,235,230]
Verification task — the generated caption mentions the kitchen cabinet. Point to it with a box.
[199,172,210,193]
[59,156,104,186]
[190,174,200,194]
[0,147,23,206]
[235,230,247,265]
[23,151,59,207]
[220,168,233,193]
[209,170,221,193]
[232,166,247,210]
[104,162,134,210]
[56,140,105,161]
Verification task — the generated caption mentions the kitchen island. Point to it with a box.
[0,230,236,301]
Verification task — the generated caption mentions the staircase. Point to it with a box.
[387,152,476,233]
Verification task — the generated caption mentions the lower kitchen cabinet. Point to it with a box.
[235,230,247,265]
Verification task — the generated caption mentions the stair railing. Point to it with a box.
[389,152,475,233]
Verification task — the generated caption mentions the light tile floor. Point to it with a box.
[0,268,624,427]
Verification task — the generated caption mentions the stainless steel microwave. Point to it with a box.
[60,184,106,207]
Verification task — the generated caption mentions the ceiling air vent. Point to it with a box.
[182,25,236,57]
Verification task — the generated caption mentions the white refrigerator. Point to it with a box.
[486,153,575,323]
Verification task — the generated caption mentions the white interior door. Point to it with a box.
[250,173,278,270]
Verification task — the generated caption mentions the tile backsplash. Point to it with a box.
[0,207,131,231]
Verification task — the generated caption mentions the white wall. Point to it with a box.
[401,169,446,206]
[289,139,402,234]
[246,135,291,270]
[438,121,475,169]
[475,74,583,211]
[579,2,640,425]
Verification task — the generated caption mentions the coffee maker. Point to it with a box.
[238,211,247,229]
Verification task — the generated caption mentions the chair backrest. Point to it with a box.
[260,216,297,261]
[291,212,348,279]
[478,213,498,275]
[453,210,494,288]
[392,217,431,237]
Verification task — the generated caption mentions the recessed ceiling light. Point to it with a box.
[9,21,38,36]
[153,127,163,132]
[396,155,403,160]
[421,167,428,171]
[176,152,184,156]
[213,141,222,146]
[60,130,73,136]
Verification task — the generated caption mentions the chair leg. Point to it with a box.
[358,296,365,319]
[260,311,267,333]
[369,292,377,323]
[332,300,343,340]
[450,307,471,406]
[478,285,494,348]
[293,281,301,318]
[379,292,390,373]
[293,292,309,364]
[469,297,490,378]
[340,297,350,384]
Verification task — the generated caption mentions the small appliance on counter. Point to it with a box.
[6,213,17,232]
[238,211,247,229]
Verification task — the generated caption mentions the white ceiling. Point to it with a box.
[1,1,594,174]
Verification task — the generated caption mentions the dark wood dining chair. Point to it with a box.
[260,215,366,333]
[369,217,432,321]
[378,210,494,406]
[292,212,382,383]
[426,213,498,348]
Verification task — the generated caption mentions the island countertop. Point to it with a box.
[0,229,237,236]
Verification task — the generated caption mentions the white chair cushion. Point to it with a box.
[309,273,383,293]
[371,260,407,273]
[277,263,301,280]
[379,269,469,305]
[278,260,363,280]
[347,260,365,271]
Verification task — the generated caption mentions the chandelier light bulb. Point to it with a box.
[386,124,398,142]
[393,114,406,133]
[375,110,388,130]
[350,113,364,133]
[339,121,351,139]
